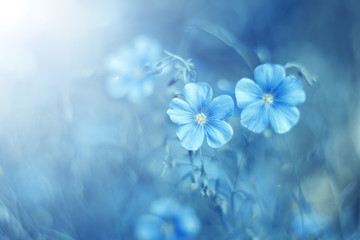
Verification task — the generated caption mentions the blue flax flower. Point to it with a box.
[235,63,305,134]
[167,82,234,151]
[104,36,162,102]
[136,198,200,240]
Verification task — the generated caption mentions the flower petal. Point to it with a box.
[208,95,234,120]
[134,36,162,60]
[235,78,263,108]
[136,215,163,240]
[150,198,177,216]
[174,208,200,237]
[176,123,204,151]
[268,104,300,134]
[104,48,132,73]
[240,101,269,133]
[106,76,132,99]
[274,76,306,106]
[254,64,285,92]
[183,82,213,112]
[127,78,154,102]
[167,98,195,125]
[205,120,233,148]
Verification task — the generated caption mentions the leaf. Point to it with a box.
[192,21,260,71]
[284,62,317,86]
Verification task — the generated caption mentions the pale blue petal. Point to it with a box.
[275,76,306,106]
[150,198,177,217]
[104,48,133,73]
[128,78,154,102]
[106,76,132,99]
[254,64,285,92]
[235,78,263,108]
[183,82,213,111]
[176,123,204,151]
[174,208,200,237]
[167,98,195,125]
[205,120,233,148]
[208,95,234,120]
[240,101,269,133]
[134,36,162,61]
[136,215,163,240]
[268,104,300,134]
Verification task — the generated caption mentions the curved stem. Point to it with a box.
[199,147,208,180]
[164,50,192,72]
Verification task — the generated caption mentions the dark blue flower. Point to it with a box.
[235,64,305,134]
[167,82,234,151]
[135,198,200,240]
[104,36,162,102]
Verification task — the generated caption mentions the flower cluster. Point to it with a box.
[167,64,306,150]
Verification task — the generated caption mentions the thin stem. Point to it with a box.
[163,50,197,83]
[199,147,208,180]
[154,55,174,70]
[229,132,255,225]
[198,147,211,198]
[164,50,192,72]
[188,151,197,189]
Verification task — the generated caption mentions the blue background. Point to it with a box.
[0,0,359,239]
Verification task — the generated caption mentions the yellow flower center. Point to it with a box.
[196,113,207,124]
[263,93,274,104]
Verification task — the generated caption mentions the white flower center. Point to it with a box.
[196,113,207,124]
[263,93,274,104]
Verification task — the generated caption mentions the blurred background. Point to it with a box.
[0,0,359,239]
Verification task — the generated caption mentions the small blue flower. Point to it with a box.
[104,36,162,102]
[235,63,305,134]
[136,198,200,240]
[167,82,234,151]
